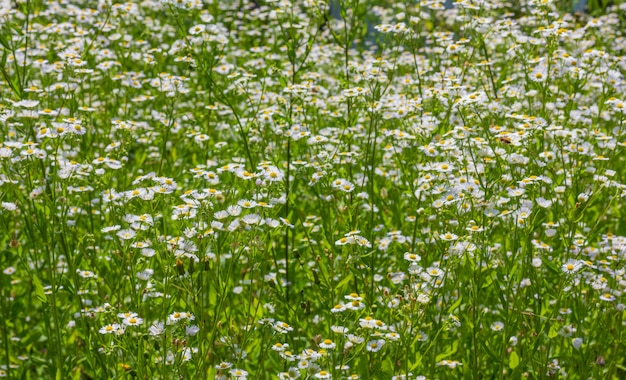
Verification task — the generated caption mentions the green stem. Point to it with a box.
[0,284,11,380]
[284,138,290,307]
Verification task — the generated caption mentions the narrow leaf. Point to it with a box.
[509,351,520,369]
[32,274,47,303]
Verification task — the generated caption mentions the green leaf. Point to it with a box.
[479,340,498,361]
[71,367,82,380]
[481,271,496,289]
[381,358,394,376]
[509,351,519,369]
[277,75,288,89]
[410,352,422,371]
[435,340,458,362]
[334,273,353,293]
[447,295,463,314]
[0,32,10,49]
[32,274,47,303]
[543,259,560,276]
[548,324,559,339]
[8,22,24,36]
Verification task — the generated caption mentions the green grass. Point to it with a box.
[1,0,626,379]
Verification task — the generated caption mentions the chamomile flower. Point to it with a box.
[274,321,294,333]
[599,292,616,302]
[149,322,165,336]
[561,259,583,274]
[230,368,248,378]
[366,339,385,352]
[314,370,331,379]
[491,322,505,332]
[319,339,336,350]
[122,316,143,326]
[403,252,421,262]
[437,360,463,369]
[99,323,121,334]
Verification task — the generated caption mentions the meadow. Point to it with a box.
[1,0,626,378]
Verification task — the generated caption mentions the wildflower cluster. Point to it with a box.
[1,0,626,379]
